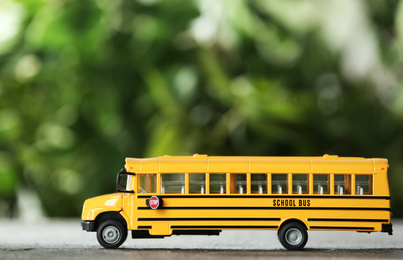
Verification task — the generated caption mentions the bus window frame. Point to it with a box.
[137,171,376,197]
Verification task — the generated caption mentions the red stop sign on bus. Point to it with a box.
[149,196,159,209]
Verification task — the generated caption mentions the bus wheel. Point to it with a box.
[97,220,127,249]
[278,222,308,250]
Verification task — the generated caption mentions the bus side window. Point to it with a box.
[271,174,288,194]
[251,174,267,194]
[189,173,206,194]
[334,174,351,195]
[138,174,156,193]
[210,173,226,194]
[292,174,309,194]
[313,174,329,194]
[355,175,372,195]
[161,174,185,194]
[230,174,246,194]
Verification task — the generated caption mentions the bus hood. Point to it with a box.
[81,193,123,221]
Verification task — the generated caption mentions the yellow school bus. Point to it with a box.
[81,154,393,250]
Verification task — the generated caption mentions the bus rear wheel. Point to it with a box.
[97,220,127,249]
[278,222,308,250]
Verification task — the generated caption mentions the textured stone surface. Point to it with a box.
[0,219,402,259]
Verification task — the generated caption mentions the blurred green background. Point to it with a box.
[0,0,402,219]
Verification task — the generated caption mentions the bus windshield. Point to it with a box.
[116,169,134,193]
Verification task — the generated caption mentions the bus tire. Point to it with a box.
[278,222,308,250]
[96,220,127,249]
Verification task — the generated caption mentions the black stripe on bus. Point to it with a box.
[136,195,391,200]
[137,217,280,222]
[137,226,151,229]
[171,225,277,229]
[310,226,374,230]
[137,206,391,211]
[138,225,374,230]
[308,218,389,222]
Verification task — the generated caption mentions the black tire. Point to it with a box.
[96,220,127,249]
[277,222,308,250]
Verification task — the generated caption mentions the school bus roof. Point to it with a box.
[124,154,388,174]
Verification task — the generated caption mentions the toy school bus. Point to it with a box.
[81,154,393,250]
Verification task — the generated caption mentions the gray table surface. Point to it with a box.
[0,218,402,259]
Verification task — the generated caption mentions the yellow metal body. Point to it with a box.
[81,154,392,236]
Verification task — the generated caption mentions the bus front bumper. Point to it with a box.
[81,221,95,232]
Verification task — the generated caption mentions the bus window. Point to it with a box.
[292,174,308,194]
[138,174,156,193]
[209,173,226,194]
[161,174,185,194]
[334,174,351,195]
[189,173,206,194]
[251,174,267,194]
[272,174,288,194]
[355,175,373,195]
[230,174,246,194]
[313,174,329,194]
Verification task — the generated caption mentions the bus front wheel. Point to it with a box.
[96,220,127,249]
[278,222,308,250]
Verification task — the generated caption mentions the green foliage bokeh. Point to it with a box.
[0,0,402,217]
